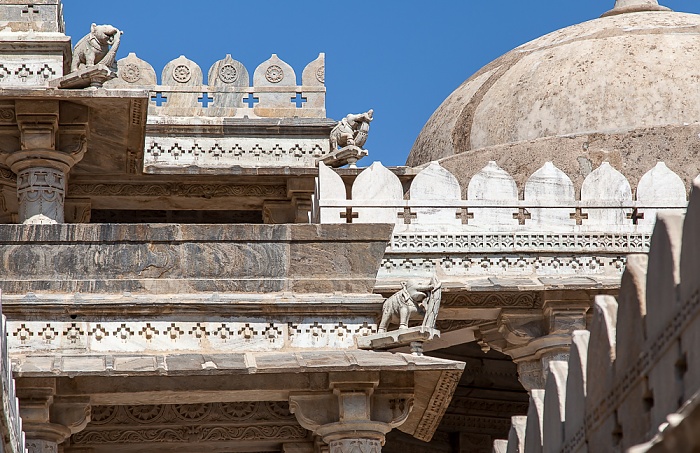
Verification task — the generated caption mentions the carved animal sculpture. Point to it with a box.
[378,280,434,333]
[71,23,122,72]
[330,109,373,150]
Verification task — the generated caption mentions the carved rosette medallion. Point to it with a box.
[0,108,14,121]
[316,66,325,83]
[265,65,284,83]
[221,401,258,420]
[267,401,291,419]
[218,64,238,83]
[329,439,381,453]
[90,406,118,425]
[172,65,192,83]
[120,63,141,83]
[174,403,212,422]
[125,405,166,423]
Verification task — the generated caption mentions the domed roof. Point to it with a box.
[407,2,700,166]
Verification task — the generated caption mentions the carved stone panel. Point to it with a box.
[69,402,308,451]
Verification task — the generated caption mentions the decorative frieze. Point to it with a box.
[72,402,306,446]
[143,136,328,171]
[69,182,288,198]
[7,320,378,353]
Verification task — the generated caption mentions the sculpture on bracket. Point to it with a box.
[378,274,441,333]
[322,109,373,168]
[71,23,122,72]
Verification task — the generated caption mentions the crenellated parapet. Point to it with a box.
[314,160,688,282]
[493,176,700,452]
[104,52,325,119]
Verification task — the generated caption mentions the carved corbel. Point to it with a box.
[477,297,591,391]
[289,373,413,450]
[17,380,91,453]
[50,396,91,435]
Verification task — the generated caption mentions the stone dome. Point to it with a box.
[407,3,700,167]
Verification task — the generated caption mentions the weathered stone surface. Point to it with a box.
[0,223,392,294]
[352,161,402,225]
[467,161,518,228]
[542,360,567,453]
[523,389,545,453]
[408,12,700,165]
[562,330,589,453]
[584,296,617,453]
[636,162,686,227]
[580,162,632,230]
[524,162,575,230]
[506,415,526,453]
[409,162,462,229]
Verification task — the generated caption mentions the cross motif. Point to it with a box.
[290,92,307,108]
[626,208,645,225]
[398,207,417,224]
[456,208,474,224]
[22,4,39,14]
[151,92,168,106]
[243,93,259,108]
[339,207,358,224]
[512,207,532,225]
[570,207,589,225]
[198,92,214,108]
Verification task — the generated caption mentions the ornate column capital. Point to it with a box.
[17,380,91,453]
[1,100,89,224]
[289,373,413,451]
[477,293,592,391]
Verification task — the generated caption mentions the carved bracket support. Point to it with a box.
[477,296,591,391]
[289,372,413,449]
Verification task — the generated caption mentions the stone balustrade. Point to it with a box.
[490,177,700,452]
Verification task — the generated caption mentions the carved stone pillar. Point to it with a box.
[478,292,591,391]
[289,373,413,452]
[17,379,91,453]
[1,100,88,224]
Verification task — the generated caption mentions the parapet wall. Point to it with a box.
[314,160,688,234]
[495,177,700,452]
[104,52,326,119]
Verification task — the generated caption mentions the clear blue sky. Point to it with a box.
[63,1,700,167]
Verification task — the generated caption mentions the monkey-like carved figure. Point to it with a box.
[71,23,122,72]
[378,276,441,333]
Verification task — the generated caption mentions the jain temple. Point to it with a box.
[0,0,698,452]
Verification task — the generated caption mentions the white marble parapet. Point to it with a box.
[104,52,326,119]
[315,161,688,235]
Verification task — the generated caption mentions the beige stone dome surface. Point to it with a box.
[407,10,700,167]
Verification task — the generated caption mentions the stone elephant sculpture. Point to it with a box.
[71,23,122,72]
[378,280,435,333]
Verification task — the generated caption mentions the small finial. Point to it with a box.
[602,0,671,17]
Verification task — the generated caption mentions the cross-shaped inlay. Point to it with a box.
[151,92,168,106]
[198,92,214,108]
[456,207,474,224]
[339,207,358,224]
[512,207,532,225]
[243,93,259,108]
[626,208,645,225]
[570,207,589,225]
[290,92,307,108]
[398,207,417,225]
[22,4,39,14]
